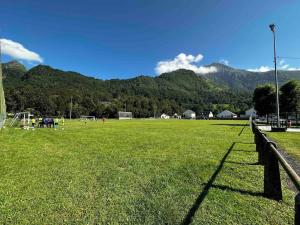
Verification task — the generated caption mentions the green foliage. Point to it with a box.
[280,80,300,113]
[253,80,300,116]
[253,84,276,116]
[3,62,253,117]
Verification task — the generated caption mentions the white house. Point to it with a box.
[217,110,237,118]
[183,110,196,119]
[161,113,170,119]
[208,111,214,118]
[118,111,133,120]
[173,113,181,119]
[245,108,257,118]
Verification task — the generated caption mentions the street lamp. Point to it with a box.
[269,24,280,128]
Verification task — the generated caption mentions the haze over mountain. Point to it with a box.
[2,60,300,117]
[203,63,300,91]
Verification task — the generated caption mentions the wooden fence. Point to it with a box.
[251,120,300,224]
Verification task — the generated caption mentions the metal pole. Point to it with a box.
[69,96,73,119]
[270,24,280,127]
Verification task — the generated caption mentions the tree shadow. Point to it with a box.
[181,142,236,225]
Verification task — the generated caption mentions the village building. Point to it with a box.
[245,108,258,118]
[183,110,196,119]
[118,111,133,120]
[161,113,170,119]
[217,110,237,118]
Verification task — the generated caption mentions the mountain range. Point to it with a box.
[2,61,300,117]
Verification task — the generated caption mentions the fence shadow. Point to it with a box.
[181,142,236,225]
[208,184,265,197]
[212,124,246,127]
[225,161,259,166]
[234,141,255,145]
[232,149,256,153]
[238,124,248,136]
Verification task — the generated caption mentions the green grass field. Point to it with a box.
[268,131,300,162]
[0,120,295,224]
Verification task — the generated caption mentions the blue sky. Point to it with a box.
[1,0,300,79]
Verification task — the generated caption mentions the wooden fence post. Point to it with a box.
[264,142,282,201]
[256,131,266,165]
[259,133,267,165]
[256,133,263,164]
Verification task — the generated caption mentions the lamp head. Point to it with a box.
[269,24,276,32]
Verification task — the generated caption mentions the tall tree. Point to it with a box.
[280,80,300,113]
[253,84,276,121]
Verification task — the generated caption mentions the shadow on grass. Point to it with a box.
[232,149,256,153]
[212,124,246,127]
[235,141,255,145]
[238,124,248,136]
[225,161,259,166]
[181,142,236,225]
[207,184,265,197]
[211,123,248,136]
[181,126,261,224]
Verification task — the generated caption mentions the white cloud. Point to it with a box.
[155,53,217,75]
[248,59,300,72]
[219,59,229,65]
[247,66,272,72]
[279,60,300,71]
[281,64,289,69]
[287,67,300,71]
[279,59,285,66]
[0,38,43,63]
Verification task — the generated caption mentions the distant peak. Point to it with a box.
[206,63,234,70]
[5,60,22,66]
[3,60,27,72]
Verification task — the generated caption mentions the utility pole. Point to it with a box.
[269,24,280,128]
[69,96,73,119]
[0,36,7,128]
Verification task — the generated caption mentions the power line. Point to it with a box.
[277,56,300,60]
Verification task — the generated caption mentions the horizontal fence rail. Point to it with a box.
[251,120,300,224]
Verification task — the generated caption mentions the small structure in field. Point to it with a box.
[10,112,34,129]
[208,111,214,119]
[80,115,96,121]
[217,110,237,118]
[173,113,181,119]
[161,113,170,119]
[183,110,196,119]
[118,111,133,120]
[245,108,257,118]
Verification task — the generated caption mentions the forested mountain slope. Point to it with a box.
[3,61,299,117]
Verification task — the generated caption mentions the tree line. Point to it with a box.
[3,65,253,118]
[253,80,300,119]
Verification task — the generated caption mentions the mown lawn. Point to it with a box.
[0,120,295,224]
[268,132,300,161]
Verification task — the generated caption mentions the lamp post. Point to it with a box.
[269,24,280,128]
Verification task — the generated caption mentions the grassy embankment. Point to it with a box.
[268,131,300,161]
